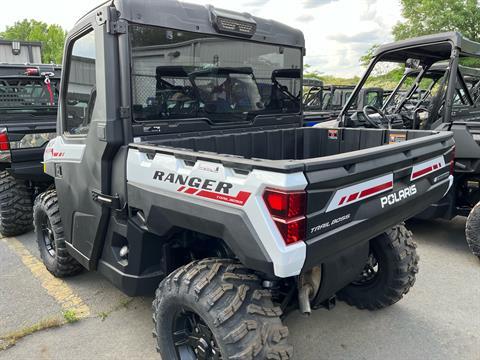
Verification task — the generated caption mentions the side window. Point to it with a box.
[64,31,96,135]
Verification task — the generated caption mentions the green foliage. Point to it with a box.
[393,0,480,42]
[360,44,380,67]
[62,310,79,323]
[0,19,67,64]
[353,0,480,90]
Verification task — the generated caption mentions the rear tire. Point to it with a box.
[33,190,83,277]
[338,224,419,310]
[0,171,33,236]
[465,202,480,259]
[152,259,292,359]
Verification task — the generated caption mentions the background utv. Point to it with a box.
[0,64,60,236]
[332,32,480,259]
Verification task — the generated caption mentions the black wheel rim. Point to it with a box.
[172,308,222,360]
[41,216,56,257]
[352,252,379,285]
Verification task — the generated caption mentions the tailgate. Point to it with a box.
[3,116,56,163]
[302,130,454,269]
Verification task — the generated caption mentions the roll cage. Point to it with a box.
[339,32,480,128]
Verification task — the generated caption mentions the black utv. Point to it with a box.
[0,64,60,236]
[332,32,480,258]
[303,83,384,126]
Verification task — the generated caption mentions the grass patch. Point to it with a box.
[97,297,134,322]
[63,310,79,324]
[0,318,63,351]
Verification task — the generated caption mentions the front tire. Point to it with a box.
[0,171,33,236]
[466,202,480,259]
[153,259,292,359]
[33,190,83,277]
[338,224,419,310]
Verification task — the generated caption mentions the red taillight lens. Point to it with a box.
[263,189,306,245]
[25,67,39,76]
[263,190,306,218]
[275,218,306,245]
[0,132,9,151]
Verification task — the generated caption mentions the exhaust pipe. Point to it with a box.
[297,266,321,316]
[298,283,313,315]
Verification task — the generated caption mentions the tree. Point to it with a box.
[0,19,67,64]
[359,44,380,67]
[392,0,480,42]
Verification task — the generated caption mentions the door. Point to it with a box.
[54,25,114,269]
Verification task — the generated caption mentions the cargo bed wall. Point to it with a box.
[149,128,433,161]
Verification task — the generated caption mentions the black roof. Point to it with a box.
[81,0,304,48]
[303,78,323,87]
[374,32,480,62]
[404,62,480,80]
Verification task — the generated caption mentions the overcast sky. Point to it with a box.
[0,0,402,77]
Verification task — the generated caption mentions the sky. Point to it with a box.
[0,0,402,77]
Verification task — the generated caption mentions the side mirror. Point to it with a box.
[406,58,421,69]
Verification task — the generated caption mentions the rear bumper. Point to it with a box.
[302,175,452,271]
[6,161,51,181]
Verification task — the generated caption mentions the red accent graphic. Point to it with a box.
[359,181,393,198]
[412,163,441,180]
[184,187,198,195]
[347,192,359,202]
[177,186,251,206]
[46,148,65,158]
[338,181,393,206]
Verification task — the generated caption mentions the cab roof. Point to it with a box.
[374,32,480,62]
[79,0,305,49]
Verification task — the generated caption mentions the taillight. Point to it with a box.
[0,131,9,151]
[25,67,39,76]
[263,189,306,245]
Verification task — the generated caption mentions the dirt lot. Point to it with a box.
[0,217,479,360]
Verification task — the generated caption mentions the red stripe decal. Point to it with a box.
[359,181,393,198]
[338,196,347,206]
[196,190,251,206]
[412,166,433,179]
[177,186,186,192]
[347,193,359,202]
[185,187,198,195]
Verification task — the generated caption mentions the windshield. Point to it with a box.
[130,25,302,123]
[0,77,59,113]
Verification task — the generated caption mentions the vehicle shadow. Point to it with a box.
[406,216,471,254]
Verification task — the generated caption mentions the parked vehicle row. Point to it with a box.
[0,1,476,359]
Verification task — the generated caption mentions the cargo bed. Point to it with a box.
[127,126,454,280]
[131,127,452,172]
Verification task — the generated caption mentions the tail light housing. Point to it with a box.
[25,67,39,76]
[263,189,306,245]
[0,129,11,162]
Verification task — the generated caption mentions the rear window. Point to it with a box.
[129,25,302,123]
